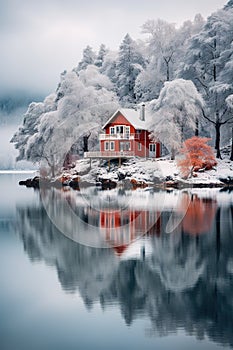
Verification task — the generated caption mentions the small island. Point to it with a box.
[15,105,233,191]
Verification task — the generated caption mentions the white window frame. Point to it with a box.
[116,125,124,134]
[110,141,115,151]
[125,126,130,136]
[149,143,156,152]
[110,127,115,135]
[105,141,109,151]
[138,142,142,151]
[120,141,130,151]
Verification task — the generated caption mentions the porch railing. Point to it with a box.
[99,133,140,141]
[84,151,135,159]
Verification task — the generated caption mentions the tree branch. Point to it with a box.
[194,77,208,90]
[201,108,215,125]
[221,115,233,125]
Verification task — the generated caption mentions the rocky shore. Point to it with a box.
[19,157,233,190]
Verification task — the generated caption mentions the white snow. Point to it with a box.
[102,107,150,130]
[69,155,233,189]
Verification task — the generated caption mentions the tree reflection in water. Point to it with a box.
[15,188,233,348]
[180,193,217,235]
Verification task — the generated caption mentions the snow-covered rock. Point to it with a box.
[68,156,233,189]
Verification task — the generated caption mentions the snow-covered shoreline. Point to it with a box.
[18,157,233,190]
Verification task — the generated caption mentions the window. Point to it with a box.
[138,142,142,151]
[116,125,124,134]
[125,126,130,138]
[110,141,115,151]
[135,129,141,140]
[122,216,129,225]
[110,127,115,135]
[120,142,131,151]
[105,141,109,151]
[149,144,156,152]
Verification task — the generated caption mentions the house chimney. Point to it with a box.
[140,103,145,121]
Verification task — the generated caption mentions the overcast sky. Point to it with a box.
[0,0,227,96]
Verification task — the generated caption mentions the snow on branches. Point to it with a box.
[11,66,119,177]
[148,79,204,159]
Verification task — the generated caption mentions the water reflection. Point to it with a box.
[15,188,233,348]
[39,187,163,248]
[180,193,217,235]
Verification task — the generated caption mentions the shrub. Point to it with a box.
[178,136,217,178]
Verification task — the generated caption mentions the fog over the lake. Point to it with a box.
[0,106,37,170]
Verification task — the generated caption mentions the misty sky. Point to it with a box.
[0,0,227,96]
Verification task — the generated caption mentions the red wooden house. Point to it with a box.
[84,105,161,159]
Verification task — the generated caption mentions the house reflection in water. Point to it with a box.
[99,193,218,253]
[46,187,219,254]
[99,209,161,255]
[81,191,218,254]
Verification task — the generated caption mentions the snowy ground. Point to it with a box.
[63,154,233,188]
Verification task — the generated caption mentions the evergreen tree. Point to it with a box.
[95,44,108,68]
[115,34,145,105]
[224,0,233,9]
[100,50,118,85]
[78,45,96,71]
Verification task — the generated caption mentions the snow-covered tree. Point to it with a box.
[179,3,233,158]
[11,94,57,163]
[136,16,204,102]
[77,45,96,71]
[226,94,233,161]
[115,34,145,105]
[11,66,119,176]
[100,50,118,85]
[148,79,204,159]
[78,64,113,91]
[142,19,177,82]
[95,44,108,68]
[134,57,164,102]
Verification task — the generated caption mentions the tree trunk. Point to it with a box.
[83,133,91,153]
[215,122,222,159]
[166,62,170,81]
[230,127,233,161]
[181,123,184,142]
[50,164,55,178]
[171,148,175,160]
[195,118,199,136]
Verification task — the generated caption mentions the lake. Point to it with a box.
[1,173,233,350]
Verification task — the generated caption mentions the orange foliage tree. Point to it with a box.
[178,136,217,178]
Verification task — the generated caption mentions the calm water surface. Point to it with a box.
[1,173,233,350]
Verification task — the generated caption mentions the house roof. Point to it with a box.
[102,108,149,130]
